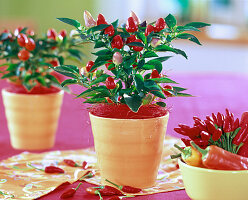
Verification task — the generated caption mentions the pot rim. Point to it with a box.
[2,88,64,97]
[178,158,248,174]
[89,111,169,121]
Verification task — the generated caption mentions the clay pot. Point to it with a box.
[2,89,64,150]
[89,112,169,188]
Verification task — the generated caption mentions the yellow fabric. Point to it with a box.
[0,136,183,199]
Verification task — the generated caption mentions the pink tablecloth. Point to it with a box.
[1,72,248,200]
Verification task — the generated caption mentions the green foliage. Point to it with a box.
[56,12,209,112]
[0,28,84,92]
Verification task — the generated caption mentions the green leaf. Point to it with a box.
[59,65,79,73]
[61,79,78,87]
[93,49,112,56]
[68,49,83,61]
[84,97,107,104]
[7,63,19,71]
[1,72,16,79]
[90,74,110,86]
[150,56,172,63]
[111,19,119,29]
[53,66,78,79]
[94,41,105,48]
[156,102,166,107]
[173,48,188,59]
[77,88,97,98]
[176,25,200,32]
[177,33,201,45]
[185,22,211,28]
[124,94,142,112]
[127,42,144,47]
[90,61,107,72]
[142,94,153,105]
[137,59,145,69]
[95,55,113,63]
[134,74,144,92]
[45,74,60,84]
[88,24,110,33]
[173,86,187,92]
[165,14,177,29]
[57,18,81,28]
[150,77,178,84]
[176,92,192,97]
[142,51,158,58]
[0,33,9,41]
[136,32,146,44]
[142,64,155,70]
[37,76,47,87]
[146,60,162,73]
[155,44,175,52]
[150,90,166,99]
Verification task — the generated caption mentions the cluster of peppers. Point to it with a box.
[174,109,248,157]
[28,159,140,199]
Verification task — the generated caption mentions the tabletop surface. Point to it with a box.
[1,72,247,200]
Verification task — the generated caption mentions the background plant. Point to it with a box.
[54,11,210,112]
[0,27,84,91]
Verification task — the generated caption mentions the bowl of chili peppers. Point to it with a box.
[172,109,248,200]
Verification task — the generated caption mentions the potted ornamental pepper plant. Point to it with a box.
[0,27,84,150]
[54,11,210,188]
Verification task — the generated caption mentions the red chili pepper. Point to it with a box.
[60,182,82,199]
[192,138,208,148]
[82,161,88,169]
[132,39,143,52]
[154,18,166,32]
[212,128,222,142]
[200,131,211,141]
[205,115,213,122]
[105,179,142,193]
[194,120,207,132]
[240,111,248,128]
[223,117,231,133]
[86,185,122,196]
[216,112,224,127]
[238,143,248,157]
[181,138,191,146]
[63,159,79,167]
[233,125,248,145]
[86,61,96,72]
[205,120,216,134]
[211,113,218,125]
[25,38,36,51]
[17,33,27,47]
[47,28,57,40]
[191,141,248,170]
[106,77,116,89]
[59,29,67,38]
[107,197,121,200]
[145,25,155,36]
[104,25,115,36]
[151,69,160,78]
[79,171,95,181]
[126,35,136,44]
[126,17,138,32]
[97,13,108,25]
[233,118,240,131]
[111,35,124,49]
[45,166,65,173]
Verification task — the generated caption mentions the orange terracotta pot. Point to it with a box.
[89,112,169,188]
[2,89,64,150]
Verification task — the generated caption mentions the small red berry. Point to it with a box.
[26,29,35,36]
[126,35,136,44]
[25,38,36,51]
[18,49,30,61]
[105,60,115,70]
[14,26,23,36]
[145,25,155,36]
[154,18,166,32]
[132,39,143,52]
[59,29,67,39]
[50,60,60,67]
[17,33,27,47]
[164,85,173,90]
[106,77,116,89]
[163,90,172,96]
[97,13,107,25]
[126,17,138,33]
[104,25,115,36]
[111,35,123,49]
[47,28,57,40]
[86,61,96,72]
[151,70,160,78]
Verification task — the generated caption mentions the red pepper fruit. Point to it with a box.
[86,185,122,196]
[50,60,60,67]
[86,61,96,72]
[192,138,208,148]
[82,161,88,169]
[233,118,240,131]
[233,125,248,145]
[18,49,30,61]
[59,30,67,39]
[104,25,115,36]
[26,29,35,36]
[126,17,138,32]
[151,69,160,78]
[14,26,24,36]
[238,143,248,157]
[25,38,36,51]
[223,117,232,133]
[79,171,95,181]
[63,159,79,167]
[145,25,155,36]
[181,138,191,146]
[60,182,82,199]
[105,60,115,70]
[45,166,65,173]
[154,18,166,32]
[240,111,248,128]
[105,179,142,193]
[216,112,224,127]
[212,128,222,142]
[205,116,213,122]
[163,90,172,97]
[97,13,108,25]
[200,131,211,141]
[194,119,207,132]
[205,120,216,134]
[47,28,57,40]
[106,77,116,89]
[111,35,124,49]
[191,141,248,170]
[107,197,121,200]
[126,35,136,44]
[132,39,143,52]
[211,113,218,125]
[17,33,27,47]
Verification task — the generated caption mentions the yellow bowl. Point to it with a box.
[178,159,248,200]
